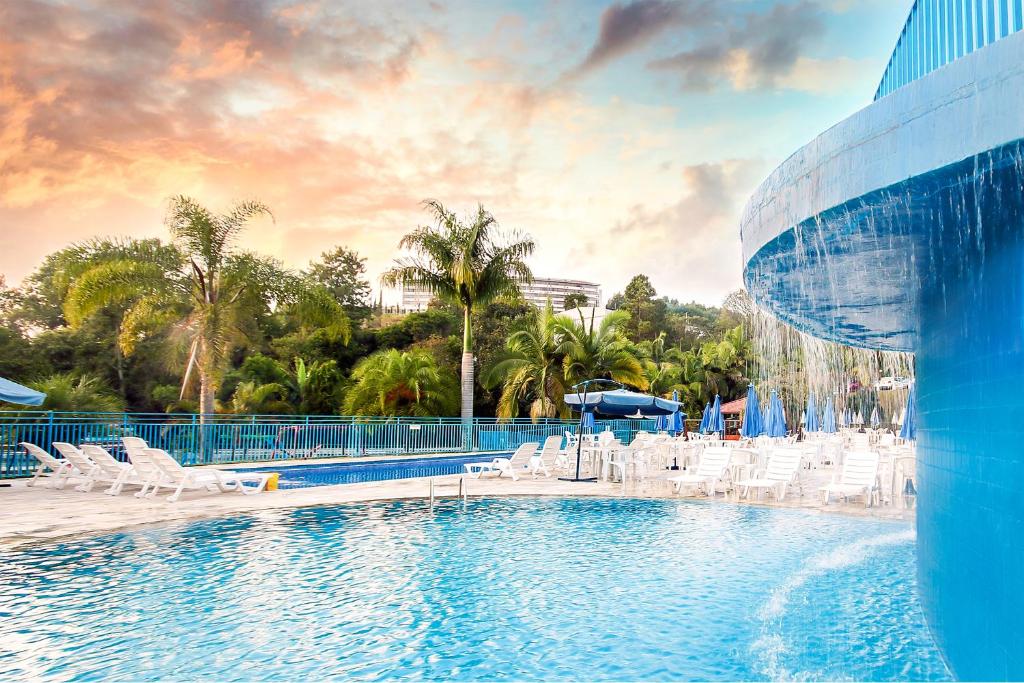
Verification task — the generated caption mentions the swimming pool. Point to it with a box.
[0,498,949,681]
[246,453,508,487]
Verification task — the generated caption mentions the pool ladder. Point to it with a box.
[428,476,468,510]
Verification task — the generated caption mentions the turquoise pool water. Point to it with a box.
[0,498,949,681]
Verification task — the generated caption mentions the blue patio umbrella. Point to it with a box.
[665,390,684,433]
[740,384,764,438]
[0,376,45,406]
[765,390,787,437]
[699,402,712,433]
[805,393,821,432]
[565,388,683,417]
[870,406,881,428]
[709,394,725,434]
[655,414,667,431]
[899,385,916,440]
[822,397,838,433]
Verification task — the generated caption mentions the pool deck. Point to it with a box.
[0,464,914,549]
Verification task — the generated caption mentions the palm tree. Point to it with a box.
[552,309,647,390]
[27,373,125,412]
[344,348,458,417]
[482,303,568,419]
[382,200,534,423]
[639,332,684,397]
[64,196,350,423]
[231,381,292,415]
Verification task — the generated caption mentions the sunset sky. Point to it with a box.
[1,0,909,305]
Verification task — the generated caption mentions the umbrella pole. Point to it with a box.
[561,381,598,482]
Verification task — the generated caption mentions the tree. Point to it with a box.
[305,246,372,321]
[482,303,569,420]
[562,292,589,311]
[552,309,647,389]
[381,200,534,423]
[621,274,662,342]
[343,348,458,417]
[231,381,292,415]
[605,292,624,310]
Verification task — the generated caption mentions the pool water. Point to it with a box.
[0,498,950,681]
[245,453,509,487]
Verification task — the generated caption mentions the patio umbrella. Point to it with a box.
[870,406,880,428]
[699,402,712,433]
[804,393,821,432]
[854,411,864,426]
[899,385,916,440]
[565,388,683,417]
[709,394,725,434]
[740,384,764,438]
[655,414,667,431]
[765,390,787,437]
[822,397,837,433]
[666,390,684,433]
[0,376,46,406]
[582,411,596,431]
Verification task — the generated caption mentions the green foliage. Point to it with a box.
[231,381,292,415]
[305,246,372,320]
[24,373,125,412]
[375,309,459,349]
[344,348,458,417]
[562,292,589,310]
[553,309,648,390]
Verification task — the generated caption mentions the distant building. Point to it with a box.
[399,277,601,312]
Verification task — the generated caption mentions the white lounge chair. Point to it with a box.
[52,442,109,492]
[79,444,144,495]
[121,438,173,498]
[734,448,803,501]
[533,435,564,478]
[145,448,270,502]
[19,442,79,488]
[464,442,539,480]
[820,450,880,507]
[667,447,732,496]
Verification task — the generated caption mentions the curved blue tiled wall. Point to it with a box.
[913,148,1024,680]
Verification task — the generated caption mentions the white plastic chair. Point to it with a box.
[667,447,732,496]
[52,442,107,492]
[19,442,78,488]
[145,448,269,502]
[79,444,144,495]
[734,449,803,501]
[464,442,539,481]
[820,451,880,507]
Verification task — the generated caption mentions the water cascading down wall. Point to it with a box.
[740,22,1024,681]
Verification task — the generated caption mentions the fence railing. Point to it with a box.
[0,412,678,479]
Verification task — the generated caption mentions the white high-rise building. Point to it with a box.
[399,277,601,312]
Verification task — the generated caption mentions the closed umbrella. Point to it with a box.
[667,390,684,433]
[699,402,712,434]
[709,394,725,435]
[582,412,596,431]
[740,384,764,438]
[854,411,864,426]
[822,397,838,433]
[765,390,787,437]
[870,406,880,428]
[899,385,916,440]
[805,393,820,432]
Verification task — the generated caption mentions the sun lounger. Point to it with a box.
[19,442,80,488]
[144,447,270,502]
[79,444,144,495]
[464,442,539,481]
[734,448,803,501]
[121,438,172,498]
[820,450,880,507]
[667,447,732,496]
[52,442,109,492]
[533,435,564,478]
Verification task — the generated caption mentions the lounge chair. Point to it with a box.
[121,438,173,498]
[734,448,803,501]
[464,442,539,480]
[533,435,564,478]
[79,444,145,495]
[52,442,108,492]
[820,450,880,507]
[667,447,732,496]
[19,442,79,488]
[144,447,271,502]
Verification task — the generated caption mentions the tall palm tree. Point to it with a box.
[382,200,534,423]
[482,303,568,419]
[552,309,647,390]
[344,348,458,417]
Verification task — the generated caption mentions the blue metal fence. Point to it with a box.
[0,412,672,478]
[875,0,1024,100]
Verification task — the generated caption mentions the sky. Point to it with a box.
[0,0,911,306]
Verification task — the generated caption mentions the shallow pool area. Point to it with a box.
[246,453,509,487]
[0,498,949,681]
